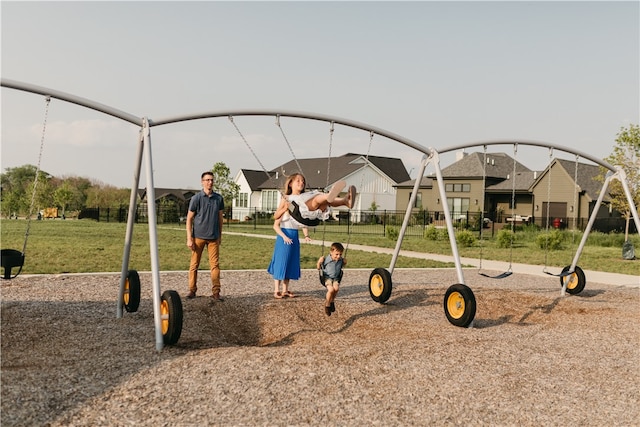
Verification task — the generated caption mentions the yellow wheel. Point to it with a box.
[123,270,140,313]
[160,290,183,345]
[560,265,586,295]
[443,284,476,327]
[369,268,392,303]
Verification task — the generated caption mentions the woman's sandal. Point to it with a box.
[274,292,283,299]
[283,291,295,298]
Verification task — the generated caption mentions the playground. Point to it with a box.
[2,268,638,426]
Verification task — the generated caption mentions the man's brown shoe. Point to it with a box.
[212,293,224,302]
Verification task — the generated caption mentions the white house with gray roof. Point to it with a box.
[232,153,410,221]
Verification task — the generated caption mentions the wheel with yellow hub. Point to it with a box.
[443,284,476,327]
[369,267,392,303]
[560,265,586,295]
[160,290,183,345]
[123,270,140,313]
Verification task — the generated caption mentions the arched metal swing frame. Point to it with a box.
[439,141,640,297]
[3,78,639,347]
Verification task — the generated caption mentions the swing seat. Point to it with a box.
[479,270,513,279]
[319,269,343,287]
[1,249,25,280]
[288,201,321,227]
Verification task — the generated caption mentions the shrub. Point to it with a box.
[387,226,399,241]
[496,229,515,248]
[424,225,439,240]
[536,229,564,250]
[456,229,476,247]
[438,227,449,241]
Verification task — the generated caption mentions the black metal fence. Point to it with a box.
[78,205,635,236]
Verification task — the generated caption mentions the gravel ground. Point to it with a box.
[1,268,639,426]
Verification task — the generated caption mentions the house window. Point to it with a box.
[236,193,248,208]
[410,192,423,208]
[447,197,470,217]
[445,183,471,192]
[263,190,278,211]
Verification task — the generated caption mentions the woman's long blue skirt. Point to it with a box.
[267,228,301,280]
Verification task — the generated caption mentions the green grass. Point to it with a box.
[2,219,638,275]
[0,220,454,274]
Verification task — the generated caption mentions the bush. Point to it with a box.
[456,229,476,247]
[496,229,515,248]
[438,227,449,241]
[536,229,564,250]
[424,225,439,240]
[387,226,399,241]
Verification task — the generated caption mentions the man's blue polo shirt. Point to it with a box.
[189,190,224,240]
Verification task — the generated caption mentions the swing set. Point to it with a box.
[3,78,639,350]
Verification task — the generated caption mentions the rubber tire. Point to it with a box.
[560,265,586,295]
[161,290,183,345]
[444,284,476,328]
[369,267,392,303]
[123,270,141,313]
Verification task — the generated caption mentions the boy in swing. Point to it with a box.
[317,242,346,316]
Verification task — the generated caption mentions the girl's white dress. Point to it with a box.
[287,191,331,221]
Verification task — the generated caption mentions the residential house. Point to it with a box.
[396,151,533,223]
[137,187,198,222]
[530,158,611,229]
[232,153,410,221]
[395,150,614,230]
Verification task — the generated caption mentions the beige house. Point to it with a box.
[395,151,611,229]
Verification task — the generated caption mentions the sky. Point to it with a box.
[1,1,638,190]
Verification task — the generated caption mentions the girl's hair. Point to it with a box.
[283,172,306,195]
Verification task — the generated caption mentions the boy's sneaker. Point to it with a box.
[324,305,332,316]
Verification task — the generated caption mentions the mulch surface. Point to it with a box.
[2,269,639,426]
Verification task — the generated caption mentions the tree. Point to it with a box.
[211,161,240,209]
[0,165,52,217]
[53,181,74,217]
[599,124,640,241]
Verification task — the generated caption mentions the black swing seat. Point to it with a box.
[479,270,513,279]
[544,269,573,278]
[319,269,343,287]
[288,201,321,227]
[1,249,25,280]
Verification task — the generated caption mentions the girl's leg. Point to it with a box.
[329,186,356,209]
[306,181,346,211]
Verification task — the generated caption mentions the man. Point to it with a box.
[186,171,224,301]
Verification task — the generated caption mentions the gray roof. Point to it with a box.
[256,153,410,190]
[138,188,198,202]
[395,176,434,189]
[487,171,538,193]
[546,158,606,201]
[241,169,271,191]
[436,152,532,180]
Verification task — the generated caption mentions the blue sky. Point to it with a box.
[2,1,638,189]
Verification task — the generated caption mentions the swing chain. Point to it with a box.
[23,96,51,255]
[276,115,305,180]
[543,147,554,271]
[507,143,518,269]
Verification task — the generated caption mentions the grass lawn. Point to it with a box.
[0,220,454,274]
[1,219,638,275]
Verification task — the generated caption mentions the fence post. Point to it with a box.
[383,210,387,237]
